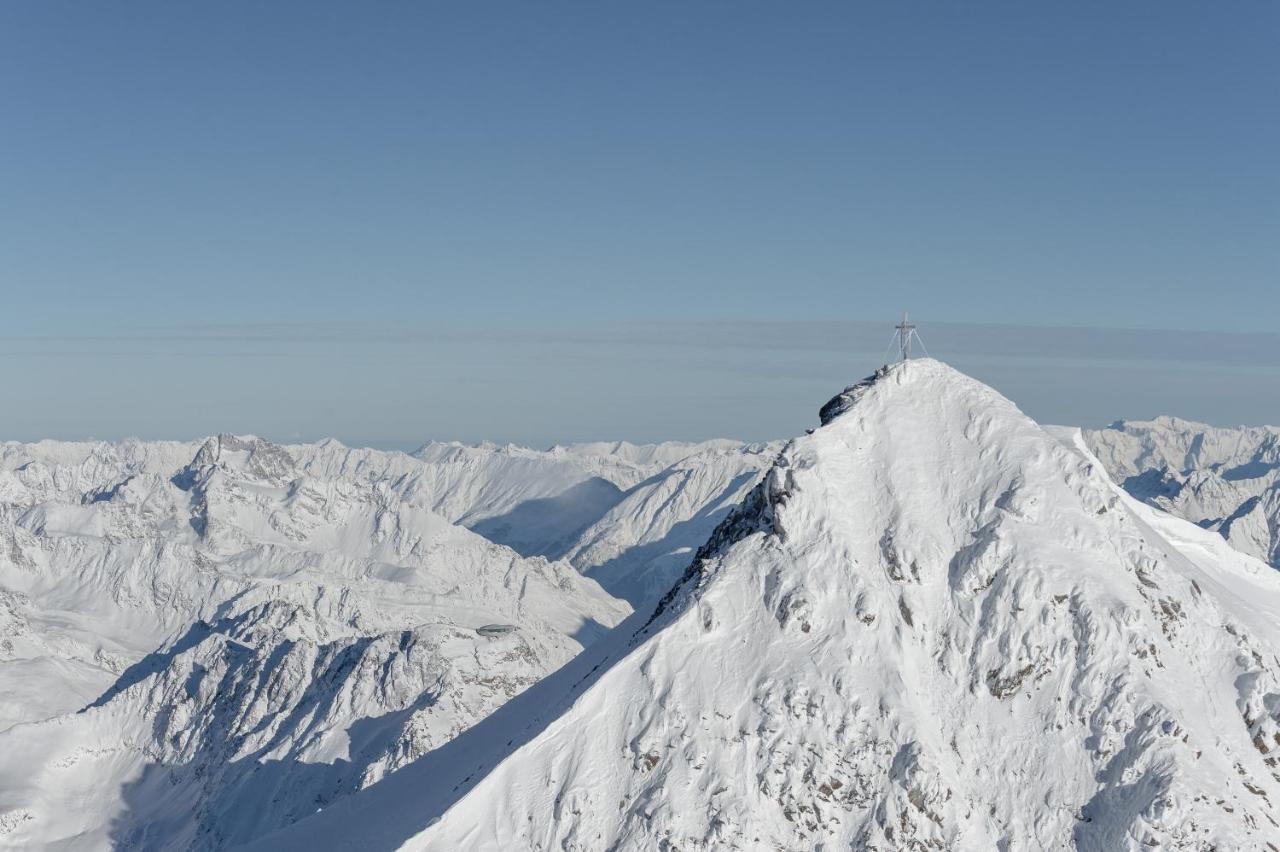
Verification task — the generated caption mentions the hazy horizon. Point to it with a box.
[6,318,1280,450]
[4,3,1277,445]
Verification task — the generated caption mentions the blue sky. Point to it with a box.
[3,3,1278,446]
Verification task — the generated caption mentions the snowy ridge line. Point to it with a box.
[644,366,897,632]
[645,444,791,631]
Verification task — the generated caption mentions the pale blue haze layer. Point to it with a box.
[2,2,1277,445]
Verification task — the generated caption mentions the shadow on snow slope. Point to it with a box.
[237,606,658,852]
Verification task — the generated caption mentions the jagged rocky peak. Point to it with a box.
[182,433,298,486]
[275,357,1280,851]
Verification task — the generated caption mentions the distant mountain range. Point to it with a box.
[1087,417,1280,569]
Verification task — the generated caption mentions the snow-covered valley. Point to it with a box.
[2,362,1280,850]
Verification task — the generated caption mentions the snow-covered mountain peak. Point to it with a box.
[181,433,299,487]
[279,359,1280,851]
[660,356,1115,623]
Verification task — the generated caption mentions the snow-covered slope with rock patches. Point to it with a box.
[563,441,780,607]
[0,599,581,850]
[260,359,1280,852]
[0,437,203,505]
[1086,418,1280,569]
[0,433,629,849]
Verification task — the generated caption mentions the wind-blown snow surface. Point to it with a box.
[1086,418,1280,570]
[263,360,1280,851]
[0,434,630,849]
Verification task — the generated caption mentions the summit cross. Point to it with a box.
[894,312,919,361]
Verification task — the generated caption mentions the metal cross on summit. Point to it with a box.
[891,311,928,361]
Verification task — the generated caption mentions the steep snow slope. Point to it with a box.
[1086,418,1280,568]
[563,441,779,607]
[0,434,629,849]
[262,359,1280,851]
